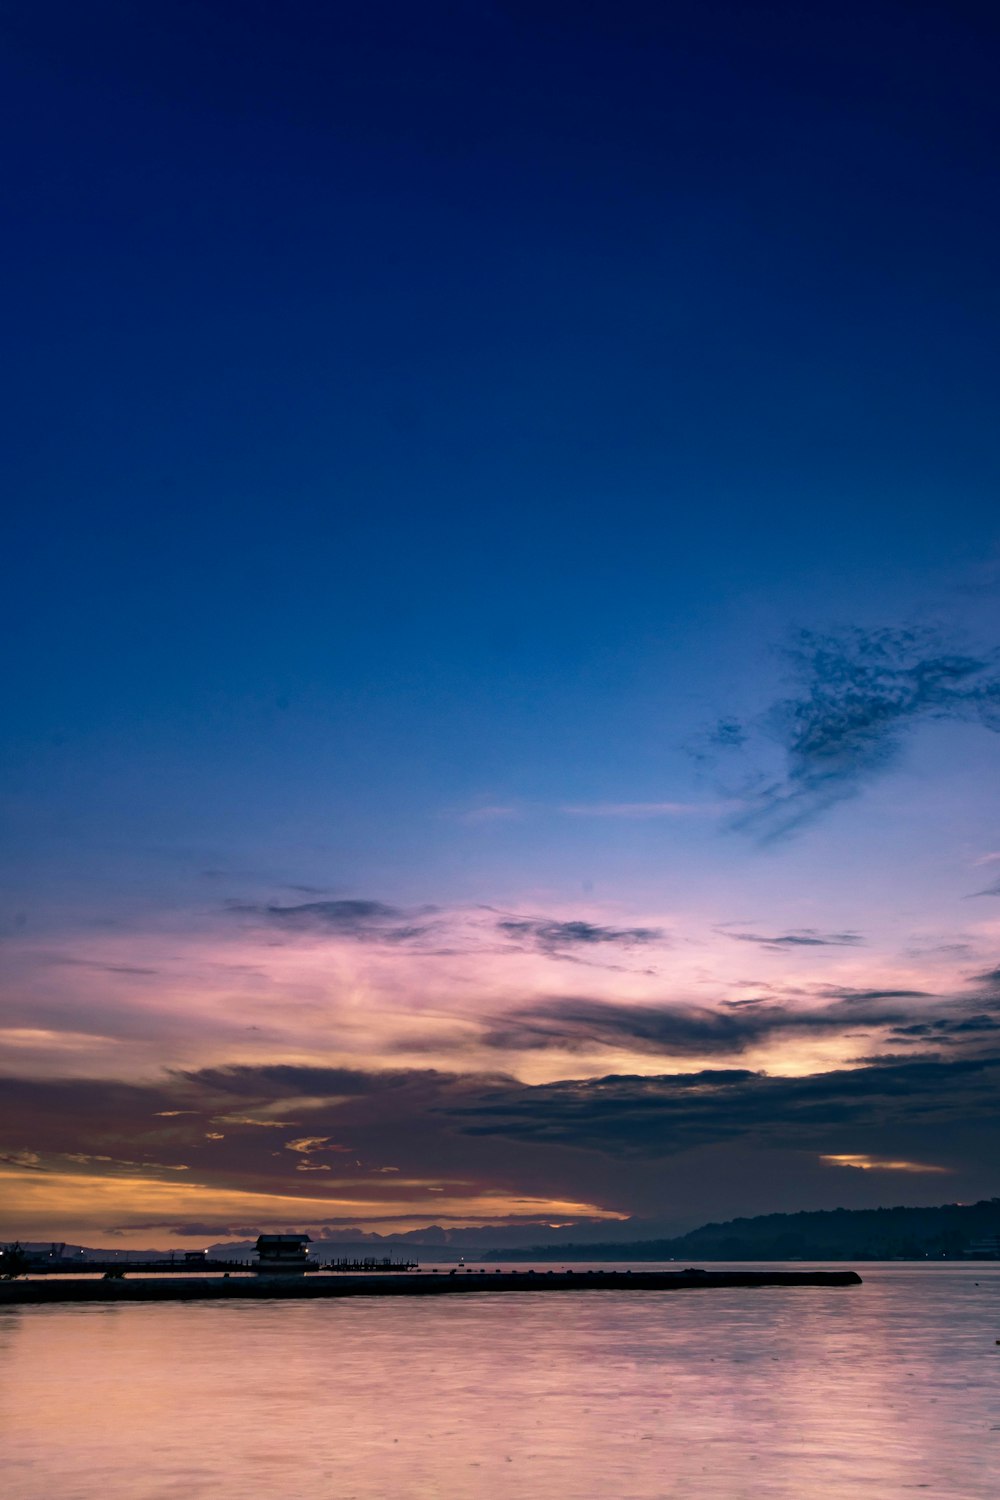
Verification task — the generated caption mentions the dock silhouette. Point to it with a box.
[0,1267,862,1304]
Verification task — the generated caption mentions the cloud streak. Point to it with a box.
[725,929,864,951]
[497,917,666,954]
[559,801,723,818]
[473,988,999,1060]
[820,1153,950,1173]
[229,899,435,943]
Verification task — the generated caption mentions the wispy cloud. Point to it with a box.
[725,929,864,951]
[0,1150,48,1172]
[284,1136,351,1156]
[452,804,523,825]
[452,800,724,823]
[497,917,666,955]
[228,899,435,943]
[699,625,1000,840]
[559,801,724,818]
[44,958,160,976]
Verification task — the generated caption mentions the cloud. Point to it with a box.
[497,918,665,953]
[0,1150,47,1171]
[966,878,1000,899]
[687,719,749,765]
[4,1041,1000,1241]
[284,1136,351,1155]
[448,1052,1000,1159]
[44,958,160,976]
[474,991,948,1059]
[725,929,863,951]
[134,1222,267,1238]
[228,899,434,943]
[703,625,1000,840]
[889,1014,1000,1039]
[819,988,930,1002]
[234,898,398,928]
[820,1154,950,1173]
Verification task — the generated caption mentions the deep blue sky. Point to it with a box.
[2,2,999,1244]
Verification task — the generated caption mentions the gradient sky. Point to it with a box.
[2,0,999,1248]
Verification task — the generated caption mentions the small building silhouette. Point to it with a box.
[254,1233,311,1274]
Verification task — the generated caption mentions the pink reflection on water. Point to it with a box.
[3,1265,998,1499]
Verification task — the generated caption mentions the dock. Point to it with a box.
[0,1268,862,1304]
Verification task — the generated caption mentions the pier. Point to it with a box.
[0,1268,862,1304]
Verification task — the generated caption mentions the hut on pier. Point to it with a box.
[254,1233,311,1275]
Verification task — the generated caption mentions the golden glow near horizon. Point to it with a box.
[1,902,993,1241]
[0,1165,626,1247]
[820,1155,951,1174]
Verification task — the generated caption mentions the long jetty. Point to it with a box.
[0,1268,861,1304]
[15,1256,418,1276]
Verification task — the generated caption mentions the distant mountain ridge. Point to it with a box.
[10,1200,1000,1264]
[483,1199,1000,1261]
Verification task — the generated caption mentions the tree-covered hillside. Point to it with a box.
[487,1199,1000,1261]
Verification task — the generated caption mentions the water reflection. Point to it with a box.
[3,1265,998,1498]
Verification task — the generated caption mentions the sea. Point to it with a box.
[3,1262,998,1499]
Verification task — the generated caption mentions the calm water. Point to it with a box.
[3,1263,998,1499]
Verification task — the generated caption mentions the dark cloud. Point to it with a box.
[448,1053,1000,1158]
[891,1014,1000,1039]
[819,988,930,1002]
[235,898,399,926]
[45,958,160,975]
[180,1061,469,1102]
[144,1222,265,1238]
[966,878,1000,899]
[498,918,665,953]
[475,991,955,1059]
[726,929,863,950]
[480,1000,762,1056]
[703,626,1000,840]
[0,1063,573,1233]
[5,1045,1000,1230]
[228,899,434,943]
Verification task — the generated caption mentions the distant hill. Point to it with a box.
[9,1201,999,1265]
[483,1199,1000,1261]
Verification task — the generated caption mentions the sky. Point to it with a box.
[2,0,999,1249]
